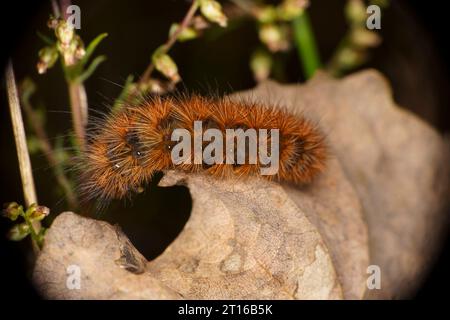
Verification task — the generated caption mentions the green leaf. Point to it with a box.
[292,12,322,79]
[77,55,107,83]
[152,49,180,82]
[113,75,135,111]
[79,33,108,68]
[169,23,198,42]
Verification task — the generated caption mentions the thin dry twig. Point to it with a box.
[21,92,78,209]
[6,62,38,208]
[5,61,41,250]
[229,0,259,17]
[138,0,200,86]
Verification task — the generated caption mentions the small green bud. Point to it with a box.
[336,47,366,69]
[169,23,198,42]
[56,20,74,45]
[2,202,22,221]
[37,46,58,74]
[259,23,289,52]
[30,205,50,222]
[57,34,85,66]
[24,203,37,218]
[199,0,228,27]
[47,16,58,29]
[73,35,86,60]
[256,6,278,24]
[24,203,50,222]
[345,0,367,25]
[277,0,309,21]
[350,28,381,48]
[152,49,181,83]
[250,49,272,82]
[7,223,30,241]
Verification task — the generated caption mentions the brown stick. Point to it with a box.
[6,61,38,208]
[138,0,199,86]
[6,61,41,253]
[68,82,88,149]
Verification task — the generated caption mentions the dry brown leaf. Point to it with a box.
[33,70,449,299]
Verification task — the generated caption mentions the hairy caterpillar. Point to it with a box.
[77,95,327,203]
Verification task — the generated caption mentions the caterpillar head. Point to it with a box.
[78,109,152,204]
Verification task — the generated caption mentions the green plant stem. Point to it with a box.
[21,96,78,209]
[67,81,88,150]
[24,215,40,246]
[53,0,88,150]
[292,12,321,79]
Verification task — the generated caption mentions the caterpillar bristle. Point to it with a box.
[76,94,328,205]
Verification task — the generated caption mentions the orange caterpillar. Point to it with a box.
[77,95,327,203]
